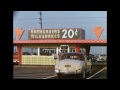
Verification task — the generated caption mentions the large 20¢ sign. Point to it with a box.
[28,28,85,39]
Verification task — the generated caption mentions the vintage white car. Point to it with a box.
[55,52,92,78]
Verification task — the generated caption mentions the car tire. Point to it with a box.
[57,73,61,77]
[83,69,86,79]
[89,66,92,74]
[91,65,93,69]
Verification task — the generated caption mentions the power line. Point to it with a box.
[41,12,106,14]
[15,17,106,20]
[14,21,106,24]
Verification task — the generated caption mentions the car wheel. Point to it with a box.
[57,73,61,77]
[83,69,86,79]
[89,66,92,74]
[91,65,92,69]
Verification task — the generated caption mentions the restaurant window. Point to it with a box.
[31,48,38,55]
[70,48,75,52]
[22,47,37,55]
[80,48,86,53]
[40,48,56,56]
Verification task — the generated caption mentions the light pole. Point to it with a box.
[38,11,42,29]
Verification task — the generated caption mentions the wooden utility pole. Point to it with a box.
[38,11,42,29]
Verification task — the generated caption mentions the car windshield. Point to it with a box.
[62,54,84,60]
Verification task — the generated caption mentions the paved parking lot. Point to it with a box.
[90,67,107,79]
[13,64,107,79]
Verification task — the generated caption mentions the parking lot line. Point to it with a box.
[86,67,105,79]
[42,75,57,79]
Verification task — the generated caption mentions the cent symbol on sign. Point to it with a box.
[93,26,104,40]
[15,28,24,40]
